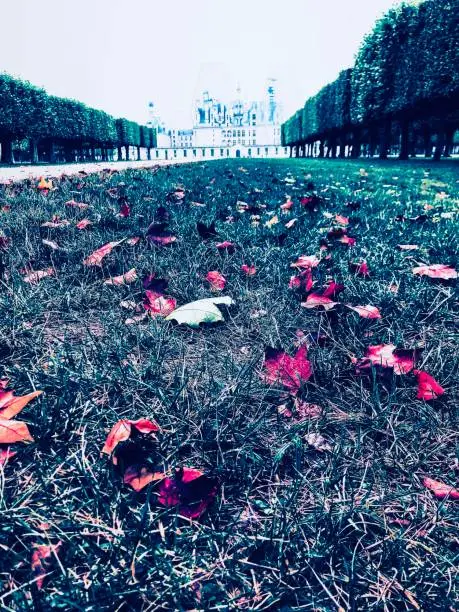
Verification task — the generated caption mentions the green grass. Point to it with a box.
[0,158,458,611]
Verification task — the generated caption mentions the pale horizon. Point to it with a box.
[1,0,399,128]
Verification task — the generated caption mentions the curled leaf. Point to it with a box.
[165,296,234,328]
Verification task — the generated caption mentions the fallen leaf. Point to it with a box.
[302,294,337,310]
[423,477,459,500]
[280,198,293,211]
[158,467,218,519]
[304,432,332,452]
[41,216,70,228]
[261,346,312,393]
[83,240,124,266]
[0,418,34,443]
[290,255,320,269]
[216,241,235,253]
[197,221,217,240]
[102,418,160,461]
[76,219,92,230]
[23,268,55,284]
[119,202,131,217]
[265,215,279,228]
[0,389,42,420]
[165,296,234,328]
[143,291,177,317]
[206,270,226,291]
[241,264,256,276]
[335,215,349,226]
[355,344,417,375]
[0,448,16,465]
[398,244,419,251]
[31,542,61,589]
[415,371,445,400]
[42,239,59,251]
[285,218,297,229]
[349,260,369,276]
[338,235,356,246]
[65,199,89,210]
[37,177,53,191]
[412,264,457,279]
[346,304,381,319]
[289,269,313,292]
[147,223,176,246]
[104,268,138,286]
[123,465,165,491]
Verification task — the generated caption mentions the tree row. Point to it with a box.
[282,0,459,160]
[0,73,156,164]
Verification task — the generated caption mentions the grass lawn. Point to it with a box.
[0,158,458,610]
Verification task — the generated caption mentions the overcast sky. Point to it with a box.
[1,0,398,127]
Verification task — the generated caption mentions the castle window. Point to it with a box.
[156,150,159,158]
[193,149,197,157]
[174,150,177,157]
[257,148,260,155]
[242,130,245,137]
[202,149,205,156]
[211,149,214,157]
[248,148,252,156]
[184,150,187,157]
[220,148,224,156]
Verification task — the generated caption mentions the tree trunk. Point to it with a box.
[125,145,130,161]
[379,121,390,160]
[48,141,56,164]
[1,137,15,164]
[64,142,74,163]
[137,146,141,161]
[147,148,151,160]
[398,119,410,160]
[30,139,39,164]
[289,146,292,158]
[433,127,445,161]
[443,128,454,158]
[339,136,346,158]
[318,140,324,158]
[351,129,361,158]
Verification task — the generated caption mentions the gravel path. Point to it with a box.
[0,158,194,184]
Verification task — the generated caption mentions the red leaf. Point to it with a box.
[83,240,123,267]
[119,202,131,217]
[349,260,370,276]
[338,235,356,246]
[123,465,165,491]
[104,268,138,286]
[356,344,417,375]
[143,291,177,317]
[415,371,445,400]
[216,241,235,253]
[23,268,55,284]
[322,281,345,299]
[289,269,313,291]
[423,477,459,501]
[0,418,34,444]
[76,219,92,230]
[261,346,312,393]
[346,304,381,319]
[335,214,349,226]
[0,389,42,420]
[290,255,320,269]
[206,271,226,291]
[158,467,218,519]
[31,542,61,589]
[65,199,89,210]
[241,264,256,276]
[102,418,160,459]
[0,448,16,465]
[412,264,457,280]
[301,294,337,310]
[280,198,293,211]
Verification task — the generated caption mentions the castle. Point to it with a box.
[147,80,288,160]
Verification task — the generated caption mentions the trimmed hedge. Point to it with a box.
[283,0,459,147]
[0,72,155,151]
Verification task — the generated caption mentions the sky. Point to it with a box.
[0,0,399,128]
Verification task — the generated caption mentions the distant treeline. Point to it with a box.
[0,73,156,164]
[282,0,459,160]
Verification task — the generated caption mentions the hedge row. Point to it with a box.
[0,73,156,150]
[282,0,459,147]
